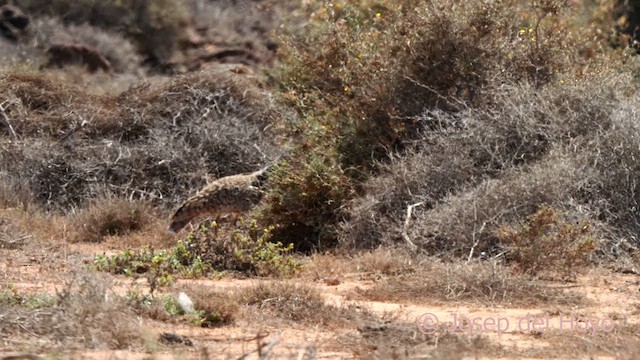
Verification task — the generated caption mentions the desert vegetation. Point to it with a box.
[1,0,640,358]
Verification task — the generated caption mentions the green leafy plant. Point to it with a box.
[93,220,298,287]
[0,284,55,308]
[185,219,300,277]
[93,241,208,288]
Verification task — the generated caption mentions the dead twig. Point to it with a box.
[235,331,275,360]
[258,335,280,360]
[402,202,424,251]
[468,200,487,262]
[0,100,18,140]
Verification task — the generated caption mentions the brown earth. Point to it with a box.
[1,219,639,359]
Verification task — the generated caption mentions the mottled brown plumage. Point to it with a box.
[167,166,269,233]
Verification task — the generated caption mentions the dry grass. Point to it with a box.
[69,196,155,243]
[0,272,145,351]
[300,247,417,282]
[352,259,585,307]
[349,247,416,276]
[32,16,143,74]
[345,332,502,360]
[236,281,371,328]
[0,200,67,250]
[530,323,640,359]
[175,285,241,328]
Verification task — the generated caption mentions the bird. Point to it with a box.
[167,165,271,233]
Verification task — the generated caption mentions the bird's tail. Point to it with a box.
[167,191,215,233]
[167,217,190,234]
[167,202,197,233]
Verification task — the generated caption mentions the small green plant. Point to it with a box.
[0,284,55,308]
[498,206,597,278]
[161,295,184,317]
[124,290,154,309]
[93,220,298,285]
[184,219,300,277]
[125,288,238,328]
[93,241,209,289]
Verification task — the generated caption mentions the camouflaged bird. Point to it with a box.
[167,166,270,233]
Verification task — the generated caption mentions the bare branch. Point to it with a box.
[402,202,424,251]
[0,100,18,140]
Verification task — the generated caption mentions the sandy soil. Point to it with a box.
[1,234,639,360]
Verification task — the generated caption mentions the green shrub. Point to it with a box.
[94,242,207,289]
[0,284,55,308]
[260,152,354,251]
[94,220,298,283]
[264,0,577,249]
[184,219,299,277]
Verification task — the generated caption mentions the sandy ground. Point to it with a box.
[1,233,639,360]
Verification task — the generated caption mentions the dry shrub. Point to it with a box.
[0,71,112,138]
[265,0,622,251]
[0,272,143,350]
[388,0,569,115]
[354,259,584,306]
[278,0,574,165]
[237,281,368,327]
[0,178,34,210]
[587,98,640,243]
[177,285,240,327]
[70,196,154,243]
[406,147,594,256]
[340,144,482,250]
[13,0,189,64]
[498,206,597,278]
[183,0,281,57]
[340,76,621,253]
[0,67,284,211]
[32,16,143,73]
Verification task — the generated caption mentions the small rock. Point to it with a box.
[159,332,193,346]
[177,292,195,314]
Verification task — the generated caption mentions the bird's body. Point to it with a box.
[167,166,269,233]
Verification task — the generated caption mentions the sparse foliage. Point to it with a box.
[498,206,597,277]
[94,220,298,282]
